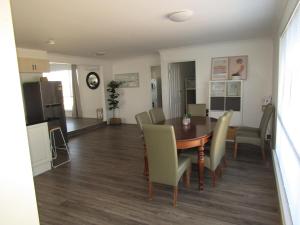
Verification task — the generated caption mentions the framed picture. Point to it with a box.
[211,57,228,80]
[228,56,248,80]
[115,73,139,88]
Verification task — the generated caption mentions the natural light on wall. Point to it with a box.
[43,63,73,111]
[277,3,300,224]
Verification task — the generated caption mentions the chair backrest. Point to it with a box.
[149,108,166,124]
[209,114,228,171]
[143,124,178,186]
[259,104,274,131]
[135,111,152,132]
[224,110,233,128]
[259,104,274,139]
[223,110,233,155]
[188,104,206,117]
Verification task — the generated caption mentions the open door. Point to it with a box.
[168,61,196,119]
[168,63,183,118]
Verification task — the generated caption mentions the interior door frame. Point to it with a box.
[166,60,197,119]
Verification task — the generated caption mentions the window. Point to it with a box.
[277,3,300,224]
[43,63,73,111]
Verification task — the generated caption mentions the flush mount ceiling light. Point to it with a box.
[46,39,55,45]
[95,51,106,56]
[168,10,194,22]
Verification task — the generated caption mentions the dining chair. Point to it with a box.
[234,104,274,160]
[135,111,152,131]
[181,114,228,187]
[135,111,152,176]
[188,104,207,117]
[143,124,191,207]
[222,110,234,167]
[149,107,166,124]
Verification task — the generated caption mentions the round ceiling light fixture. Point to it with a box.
[95,51,106,56]
[168,10,194,22]
[46,39,56,45]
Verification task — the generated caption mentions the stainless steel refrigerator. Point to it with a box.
[23,80,68,142]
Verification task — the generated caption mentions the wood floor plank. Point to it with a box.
[34,124,281,225]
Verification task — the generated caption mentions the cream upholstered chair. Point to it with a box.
[234,104,274,160]
[188,104,206,117]
[143,124,191,207]
[222,110,233,166]
[135,112,152,176]
[135,111,152,132]
[149,108,166,124]
[181,114,228,187]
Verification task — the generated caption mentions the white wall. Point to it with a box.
[160,38,274,127]
[48,53,113,121]
[112,54,160,124]
[0,0,40,224]
[77,65,105,119]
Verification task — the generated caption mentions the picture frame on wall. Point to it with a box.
[115,73,139,88]
[211,57,229,80]
[228,55,248,80]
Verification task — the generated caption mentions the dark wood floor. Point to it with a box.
[34,125,281,225]
[66,117,103,133]
[66,117,105,137]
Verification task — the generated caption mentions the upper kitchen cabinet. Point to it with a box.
[18,57,50,73]
[17,48,50,73]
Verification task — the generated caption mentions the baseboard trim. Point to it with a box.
[272,150,293,225]
[32,161,51,176]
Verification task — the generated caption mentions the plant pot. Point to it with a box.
[110,118,122,125]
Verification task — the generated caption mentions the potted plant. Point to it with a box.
[107,80,123,125]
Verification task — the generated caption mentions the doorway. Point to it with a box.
[150,66,162,108]
[168,61,196,118]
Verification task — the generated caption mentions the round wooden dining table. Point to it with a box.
[162,116,217,190]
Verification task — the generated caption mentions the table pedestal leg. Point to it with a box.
[198,144,205,190]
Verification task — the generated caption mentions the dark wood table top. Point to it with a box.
[162,116,217,141]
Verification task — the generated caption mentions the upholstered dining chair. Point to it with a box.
[135,112,152,176]
[222,110,234,166]
[234,104,274,160]
[143,124,191,207]
[149,107,166,124]
[181,114,228,187]
[188,104,207,117]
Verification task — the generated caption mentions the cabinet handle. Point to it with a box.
[34,64,37,70]
[32,64,35,71]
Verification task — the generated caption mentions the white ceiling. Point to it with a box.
[11,0,286,59]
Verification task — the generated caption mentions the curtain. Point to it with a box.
[276,3,300,224]
[71,64,82,118]
[168,63,183,119]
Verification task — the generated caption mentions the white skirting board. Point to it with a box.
[272,150,293,225]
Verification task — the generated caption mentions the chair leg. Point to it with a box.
[148,181,153,200]
[219,165,223,178]
[184,167,191,188]
[234,142,238,160]
[261,145,266,161]
[143,144,149,177]
[173,186,178,207]
[223,156,227,168]
[211,171,216,187]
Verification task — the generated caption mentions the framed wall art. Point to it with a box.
[228,55,248,80]
[211,57,229,80]
[114,73,139,88]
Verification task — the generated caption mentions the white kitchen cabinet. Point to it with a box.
[18,57,50,73]
[27,122,52,176]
